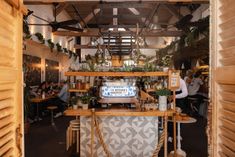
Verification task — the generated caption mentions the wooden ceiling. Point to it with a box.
[24,0,209,55]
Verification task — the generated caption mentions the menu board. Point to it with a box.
[168,70,180,90]
[100,86,137,98]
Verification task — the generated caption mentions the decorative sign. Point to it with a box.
[100,86,137,98]
[168,70,180,90]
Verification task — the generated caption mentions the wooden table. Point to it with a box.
[169,116,197,157]
[30,96,54,121]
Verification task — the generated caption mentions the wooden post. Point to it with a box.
[173,90,177,157]
[164,115,168,157]
[91,109,95,157]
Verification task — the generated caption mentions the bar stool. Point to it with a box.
[47,106,58,126]
[66,119,80,153]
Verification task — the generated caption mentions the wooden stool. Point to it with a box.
[66,119,80,153]
[47,106,57,126]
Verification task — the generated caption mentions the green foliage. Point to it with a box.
[71,96,78,105]
[80,95,91,104]
[56,43,62,52]
[47,39,55,52]
[155,88,171,96]
[63,48,68,53]
[35,32,45,44]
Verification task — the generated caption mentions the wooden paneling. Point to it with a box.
[0,0,25,156]
[213,0,235,156]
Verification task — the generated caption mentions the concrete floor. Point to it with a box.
[25,116,207,157]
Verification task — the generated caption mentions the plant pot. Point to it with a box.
[73,105,78,110]
[82,103,89,110]
[163,67,169,72]
[158,96,167,111]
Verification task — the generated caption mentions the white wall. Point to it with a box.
[27,5,75,50]
[25,5,77,81]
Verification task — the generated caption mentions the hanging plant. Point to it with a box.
[63,48,68,53]
[47,39,55,52]
[56,43,62,52]
[35,32,45,44]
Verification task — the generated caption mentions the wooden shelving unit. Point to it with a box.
[65,70,178,157]
[65,71,168,77]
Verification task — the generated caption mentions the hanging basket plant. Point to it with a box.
[47,39,55,52]
[56,43,62,52]
[35,32,45,44]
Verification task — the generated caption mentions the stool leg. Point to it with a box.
[51,110,55,126]
[66,127,69,150]
[77,130,79,153]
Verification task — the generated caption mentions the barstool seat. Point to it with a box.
[47,106,57,110]
[47,106,58,130]
[66,119,80,153]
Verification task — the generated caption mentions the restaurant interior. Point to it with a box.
[4,0,235,157]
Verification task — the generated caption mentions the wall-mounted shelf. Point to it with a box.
[65,71,168,77]
[68,89,88,93]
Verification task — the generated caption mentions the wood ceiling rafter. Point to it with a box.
[53,30,183,37]
[139,3,160,35]
[55,2,69,16]
[24,0,209,5]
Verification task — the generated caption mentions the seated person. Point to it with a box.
[49,80,68,118]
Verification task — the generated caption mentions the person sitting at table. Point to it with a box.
[187,71,204,114]
[49,80,68,118]
[36,81,49,96]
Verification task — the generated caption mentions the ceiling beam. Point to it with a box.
[96,14,147,21]
[81,8,100,28]
[96,2,153,9]
[99,24,145,28]
[163,4,182,19]
[72,4,88,28]
[55,3,69,16]
[24,0,209,5]
[113,8,118,31]
[140,4,160,35]
[74,44,166,49]
[53,30,183,37]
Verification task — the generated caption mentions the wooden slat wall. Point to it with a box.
[0,0,24,156]
[212,0,235,156]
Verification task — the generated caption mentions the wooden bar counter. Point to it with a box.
[65,108,173,157]
[64,108,174,117]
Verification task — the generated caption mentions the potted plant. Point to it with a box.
[80,95,91,110]
[156,88,171,111]
[35,32,45,44]
[71,96,78,109]
[47,39,55,52]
